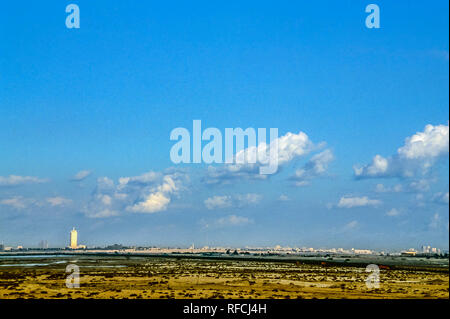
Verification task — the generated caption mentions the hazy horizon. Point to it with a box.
[1,1,448,251]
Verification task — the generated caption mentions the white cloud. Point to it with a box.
[337,196,382,208]
[1,196,73,210]
[89,209,119,218]
[99,194,112,206]
[204,193,262,210]
[71,170,92,182]
[442,192,449,204]
[343,220,359,230]
[82,178,119,217]
[432,191,449,205]
[97,177,115,189]
[278,194,290,201]
[126,174,182,214]
[397,124,449,160]
[270,131,315,165]
[0,196,34,210]
[354,123,449,179]
[0,175,48,186]
[204,196,232,210]
[386,208,401,217]
[290,149,334,186]
[354,155,389,178]
[235,193,262,206]
[375,183,403,193]
[205,131,320,184]
[127,192,171,213]
[408,179,431,193]
[216,215,253,227]
[415,193,425,206]
[114,193,128,200]
[118,171,160,187]
[83,171,188,217]
[376,179,434,195]
[46,196,73,207]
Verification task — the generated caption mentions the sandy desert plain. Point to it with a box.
[0,254,448,299]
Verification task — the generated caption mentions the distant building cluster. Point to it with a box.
[400,245,444,256]
[0,234,448,258]
[0,243,24,251]
[39,240,49,249]
[421,245,442,255]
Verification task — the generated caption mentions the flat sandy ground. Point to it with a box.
[0,256,448,299]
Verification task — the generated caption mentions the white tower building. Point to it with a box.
[70,227,78,249]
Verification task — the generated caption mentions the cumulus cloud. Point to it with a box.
[290,149,334,186]
[204,196,232,210]
[432,192,449,205]
[201,215,253,229]
[205,131,320,184]
[1,196,73,210]
[89,208,119,218]
[375,183,403,193]
[205,165,266,184]
[376,179,434,194]
[96,177,115,190]
[268,131,315,164]
[127,175,180,214]
[235,193,262,206]
[343,220,359,231]
[204,193,262,210]
[354,155,390,178]
[0,196,35,210]
[71,170,92,182]
[216,215,252,227]
[82,178,120,217]
[46,196,73,207]
[278,194,290,201]
[398,124,449,159]
[336,196,382,208]
[128,192,171,213]
[354,123,449,179]
[0,175,48,186]
[386,208,401,217]
[82,170,187,218]
[407,179,432,193]
[118,171,160,187]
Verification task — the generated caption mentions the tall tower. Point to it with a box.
[70,227,78,249]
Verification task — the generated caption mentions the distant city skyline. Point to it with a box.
[0,239,447,256]
[0,1,448,250]
[0,227,447,255]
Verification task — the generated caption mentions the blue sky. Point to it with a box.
[0,1,448,250]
